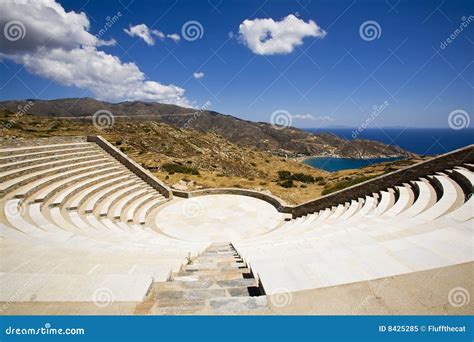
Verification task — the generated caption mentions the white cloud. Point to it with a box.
[238,14,326,55]
[167,33,181,42]
[124,24,180,45]
[193,72,204,79]
[124,24,155,45]
[0,0,190,106]
[153,29,166,40]
[292,114,333,122]
[292,114,314,120]
[0,0,113,54]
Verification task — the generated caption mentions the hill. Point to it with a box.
[0,109,425,204]
[0,98,414,159]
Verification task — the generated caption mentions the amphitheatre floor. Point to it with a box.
[154,194,286,242]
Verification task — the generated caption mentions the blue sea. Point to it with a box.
[303,128,473,172]
[304,157,402,172]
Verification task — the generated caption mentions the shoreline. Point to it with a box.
[291,155,407,163]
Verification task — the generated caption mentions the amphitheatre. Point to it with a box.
[0,133,472,315]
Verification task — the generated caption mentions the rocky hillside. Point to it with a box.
[0,98,414,159]
[0,109,425,204]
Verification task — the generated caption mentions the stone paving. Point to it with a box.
[134,242,268,315]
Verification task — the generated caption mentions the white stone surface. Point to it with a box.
[155,195,285,242]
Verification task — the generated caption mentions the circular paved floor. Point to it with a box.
[155,194,285,242]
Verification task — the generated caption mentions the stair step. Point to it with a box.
[209,296,268,314]
[135,241,268,314]
[177,267,251,277]
[184,262,245,271]
[164,278,258,291]
[156,289,227,302]
[215,278,258,287]
[194,256,242,263]
[172,271,251,281]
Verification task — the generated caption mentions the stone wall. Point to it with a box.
[87,135,172,198]
[173,188,292,213]
[291,144,474,218]
[7,135,470,217]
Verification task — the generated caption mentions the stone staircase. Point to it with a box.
[135,242,269,314]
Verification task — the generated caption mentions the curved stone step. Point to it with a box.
[383,184,414,217]
[0,152,106,180]
[79,178,137,213]
[398,178,437,218]
[0,157,112,194]
[0,142,92,157]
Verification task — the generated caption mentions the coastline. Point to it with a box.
[291,154,408,164]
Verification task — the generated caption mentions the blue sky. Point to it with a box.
[0,0,472,128]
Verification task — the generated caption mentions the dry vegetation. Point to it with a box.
[0,110,428,204]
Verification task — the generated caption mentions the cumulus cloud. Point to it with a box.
[124,24,156,45]
[0,0,190,106]
[193,72,204,79]
[238,14,326,55]
[124,23,181,45]
[0,0,113,54]
[167,33,181,42]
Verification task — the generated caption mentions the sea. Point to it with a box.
[303,128,474,172]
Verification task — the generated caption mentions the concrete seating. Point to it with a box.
[234,166,473,295]
[0,138,207,303]
[0,137,472,311]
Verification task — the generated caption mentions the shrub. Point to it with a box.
[279,179,294,188]
[292,172,315,183]
[321,175,375,195]
[162,163,199,175]
[277,170,292,180]
[277,170,315,183]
